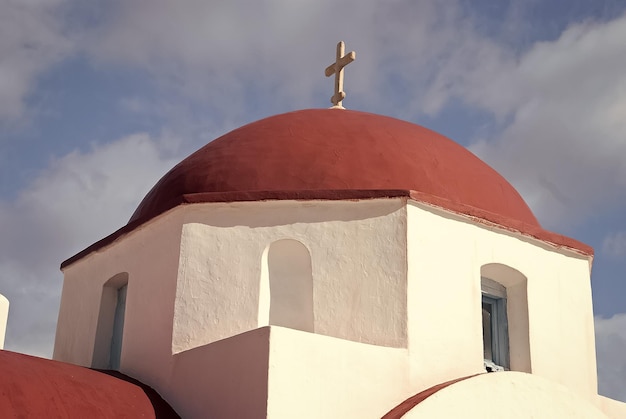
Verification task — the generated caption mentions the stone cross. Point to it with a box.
[325,41,356,109]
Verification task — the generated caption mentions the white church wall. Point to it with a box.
[597,395,626,418]
[172,199,408,353]
[55,195,605,417]
[266,326,408,419]
[0,293,8,349]
[54,262,111,366]
[55,198,409,417]
[54,210,184,394]
[167,327,271,419]
[406,201,598,400]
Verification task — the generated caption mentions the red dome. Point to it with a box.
[130,109,539,226]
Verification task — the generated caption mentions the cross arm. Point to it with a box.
[324,51,356,77]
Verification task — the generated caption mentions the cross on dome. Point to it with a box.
[325,41,356,109]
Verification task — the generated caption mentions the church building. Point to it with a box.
[1,42,625,418]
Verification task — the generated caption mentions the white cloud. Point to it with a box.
[85,0,483,118]
[85,1,626,232]
[0,132,180,356]
[0,0,73,123]
[603,231,626,258]
[2,1,624,233]
[466,15,626,229]
[595,314,626,402]
[87,0,342,115]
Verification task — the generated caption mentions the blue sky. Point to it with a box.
[1,0,625,401]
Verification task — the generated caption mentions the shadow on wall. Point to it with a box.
[92,272,129,370]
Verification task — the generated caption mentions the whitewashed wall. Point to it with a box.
[55,198,408,417]
[267,327,408,419]
[172,199,407,353]
[53,196,621,418]
[0,293,8,349]
[406,201,597,400]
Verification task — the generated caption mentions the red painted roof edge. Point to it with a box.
[408,190,593,257]
[382,374,481,418]
[60,189,592,270]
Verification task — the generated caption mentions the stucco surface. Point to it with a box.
[55,210,183,375]
[54,197,615,418]
[0,294,7,349]
[168,327,270,418]
[55,199,407,417]
[401,372,608,418]
[172,199,408,352]
[267,326,408,419]
[598,395,626,418]
[406,201,598,397]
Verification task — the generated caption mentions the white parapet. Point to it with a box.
[0,293,8,350]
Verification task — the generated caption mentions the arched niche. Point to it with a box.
[92,272,128,370]
[481,263,531,373]
[259,239,314,333]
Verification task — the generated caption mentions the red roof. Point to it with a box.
[62,108,592,268]
[0,350,179,418]
[130,109,539,226]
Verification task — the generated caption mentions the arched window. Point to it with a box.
[481,264,530,373]
[92,273,128,370]
[259,239,314,333]
[481,277,509,370]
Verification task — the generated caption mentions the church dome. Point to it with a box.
[130,109,539,227]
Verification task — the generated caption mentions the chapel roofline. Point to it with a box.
[60,189,592,270]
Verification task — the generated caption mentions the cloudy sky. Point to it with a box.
[1,0,625,401]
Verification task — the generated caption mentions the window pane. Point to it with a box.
[482,302,493,360]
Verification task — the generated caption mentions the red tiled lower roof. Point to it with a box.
[0,350,179,418]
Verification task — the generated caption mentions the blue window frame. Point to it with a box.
[482,278,509,371]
